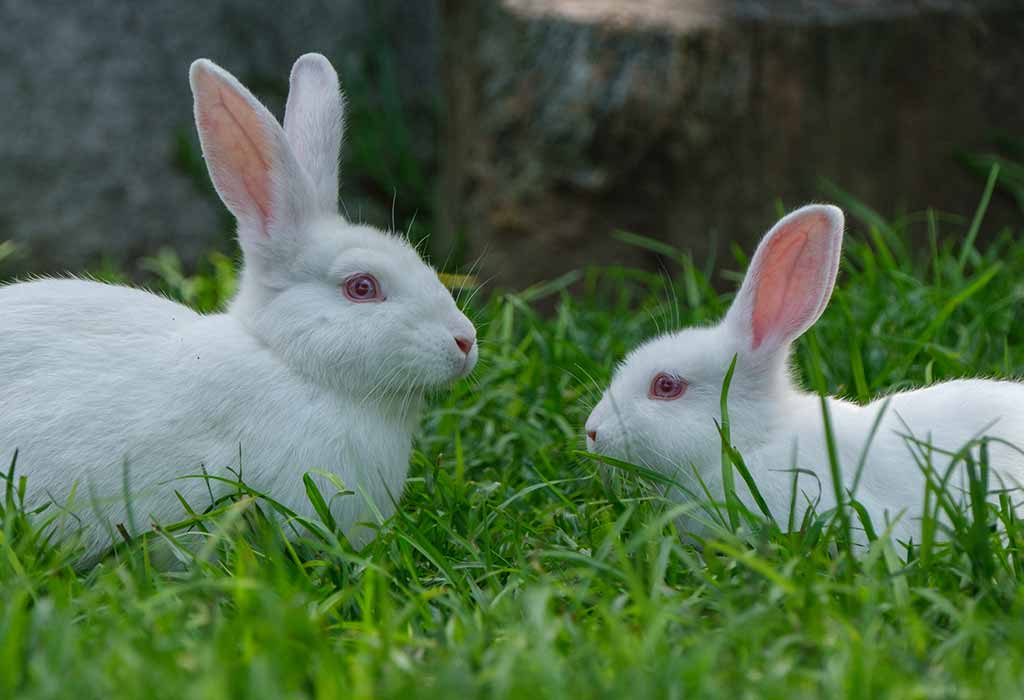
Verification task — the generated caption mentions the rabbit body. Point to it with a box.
[587,205,1024,546]
[0,278,415,554]
[733,378,1024,543]
[0,54,477,559]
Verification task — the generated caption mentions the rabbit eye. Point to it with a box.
[649,372,687,401]
[342,273,384,303]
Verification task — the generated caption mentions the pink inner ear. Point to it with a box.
[194,74,274,233]
[751,213,830,349]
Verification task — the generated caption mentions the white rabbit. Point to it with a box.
[0,54,477,560]
[585,205,1024,546]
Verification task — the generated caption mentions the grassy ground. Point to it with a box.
[4,174,1024,698]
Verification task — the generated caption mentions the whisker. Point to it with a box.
[406,209,419,242]
[455,253,485,295]
[391,187,398,235]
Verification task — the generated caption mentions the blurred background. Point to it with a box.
[1,0,1023,290]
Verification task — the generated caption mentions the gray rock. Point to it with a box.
[439,0,1024,289]
[0,0,438,276]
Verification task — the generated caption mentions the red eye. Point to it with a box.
[342,274,383,303]
[649,372,687,401]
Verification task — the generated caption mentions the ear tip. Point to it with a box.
[189,58,215,78]
[819,203,844,225]
[295,52,331,66]
[291,52,338,85]
[791,203,844,234]
[822,205,845,239]
[815,204,844,235]
[189,58,229,93]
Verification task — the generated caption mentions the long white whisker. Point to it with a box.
[391,187,398,235]
[360,348,407,404]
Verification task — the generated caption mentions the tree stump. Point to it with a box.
[439,0,1024,288]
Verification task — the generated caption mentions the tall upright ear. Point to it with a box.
[724,205,844,355]
[283,53,343,215]
[189,58,314,250]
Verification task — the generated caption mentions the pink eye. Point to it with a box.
[342,274,383,303]
[649,372,687,401]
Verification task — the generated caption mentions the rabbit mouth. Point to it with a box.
[454,351,478,379]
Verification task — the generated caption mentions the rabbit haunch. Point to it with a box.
[586,205,1024,546]
[0,54,477,560]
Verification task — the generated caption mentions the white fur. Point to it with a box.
[0,54,477,560]
[586,205,1024,546]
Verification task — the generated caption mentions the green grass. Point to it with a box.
[4,180,1024,698]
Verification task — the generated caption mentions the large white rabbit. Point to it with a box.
[0,54,477,559]
[586,205,1024,546]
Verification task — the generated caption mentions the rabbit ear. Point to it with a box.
[189,58,315,250]
[724,205,844,355]
[283,53,343,215]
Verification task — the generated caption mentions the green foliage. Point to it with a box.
[3,181,1024,698]
[961,132,1024,214]
[0,240,22,279]
[141,248,236,313]
[0,241,18,267]
[340,48,435,244]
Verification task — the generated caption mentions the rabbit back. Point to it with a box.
[744,379,1024,543]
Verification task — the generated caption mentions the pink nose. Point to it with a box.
[454,335,475,355]
[587,430,597,442]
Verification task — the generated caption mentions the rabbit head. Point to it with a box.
[585,205,844,481]
[189,54,476,402]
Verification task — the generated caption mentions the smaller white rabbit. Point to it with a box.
[586,205,1024,546]
[0,54,477,560]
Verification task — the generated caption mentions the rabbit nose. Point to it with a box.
[587,430,597,442]
[454,334,475,355]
